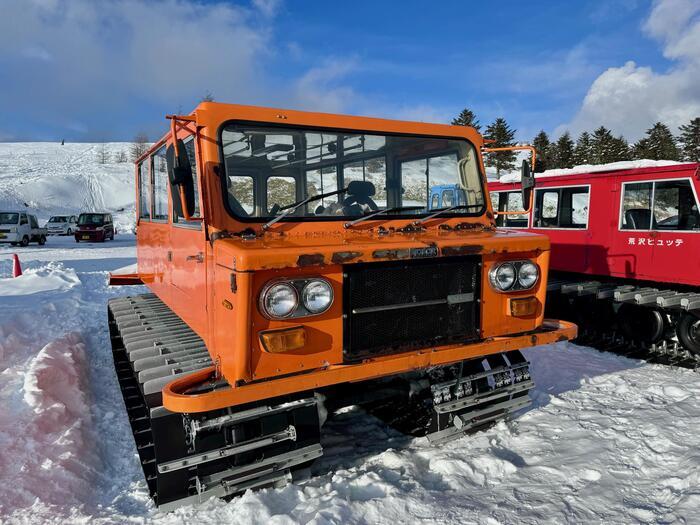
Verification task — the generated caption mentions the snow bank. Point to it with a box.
[0,263,80,296]
[496,159,690,183]
[0,333,100,512]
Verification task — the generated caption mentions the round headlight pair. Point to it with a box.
[489,261,539,291]
[260,279,333,319]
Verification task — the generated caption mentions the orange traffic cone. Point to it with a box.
[12,254,22,278]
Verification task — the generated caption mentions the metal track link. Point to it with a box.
[367,351,534,444]
[108,294,323,511]
[547,277,700,371]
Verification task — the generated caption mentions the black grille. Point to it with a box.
[343,256,481,360]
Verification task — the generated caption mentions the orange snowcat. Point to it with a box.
[108,102,576,510]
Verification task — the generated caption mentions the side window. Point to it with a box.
[152,147,169,221]
[431,193,440,209]
[653,179,700,231]
[535,187,589,228]
[20,214,28,225]
[174,138,201,225]
[504,191,528,228]
[621,182,652,230]
[138,159,151,220]
[30,215,38,228]
[267,176,297,213]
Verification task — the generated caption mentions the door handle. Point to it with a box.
[186,253,204,263]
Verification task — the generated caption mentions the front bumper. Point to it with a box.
[48,228,68,235]
[0,232,20,243]
[162,319,577,413]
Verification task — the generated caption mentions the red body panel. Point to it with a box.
[489,163,700,287]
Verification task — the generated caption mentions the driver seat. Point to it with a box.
[343,181,379,214]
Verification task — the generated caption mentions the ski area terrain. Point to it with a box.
[0,144,698,523]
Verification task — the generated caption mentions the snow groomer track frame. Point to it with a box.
[108,101,576,510]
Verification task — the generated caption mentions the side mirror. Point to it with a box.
[521,159,535,211]
[166,140,197,219]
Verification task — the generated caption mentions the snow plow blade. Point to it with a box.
[108,294,322,511]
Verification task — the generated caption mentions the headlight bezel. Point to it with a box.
[259,277,334,319]
[489,260,540,292]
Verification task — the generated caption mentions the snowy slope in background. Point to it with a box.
[1,238,699,523]
[0,142,139,232]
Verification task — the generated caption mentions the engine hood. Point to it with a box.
[213,227,549,272]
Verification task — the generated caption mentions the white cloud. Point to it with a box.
[561,0,700,140]
[0,0,357,139]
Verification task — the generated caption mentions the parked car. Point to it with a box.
[75,213,115,242]
[0,211,48,246]
[45,215,78,236]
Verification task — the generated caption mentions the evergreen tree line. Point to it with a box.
[452,108,700,173]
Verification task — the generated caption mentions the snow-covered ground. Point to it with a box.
[1,236,699,524]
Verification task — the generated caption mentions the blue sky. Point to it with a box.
[1,0,698,142]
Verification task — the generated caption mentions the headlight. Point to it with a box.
[517,262,539,289]
[490,263,516,291]
[10,227,17,233]
[260,282,298,318]
[302,279,333,314]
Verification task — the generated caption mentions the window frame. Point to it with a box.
[218,120,488,224]
[151,145,169,223]
[138,157,151,222]
[618,177,700,233]
[532,184,591,230]
[172,135,203,230]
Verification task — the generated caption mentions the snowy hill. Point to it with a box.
[0,142,138,232]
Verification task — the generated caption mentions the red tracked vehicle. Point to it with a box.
[489,162,700,367]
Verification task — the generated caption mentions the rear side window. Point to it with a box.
[534,186,590,229]
[267,176,297,213]
[138,159,151,220]
[30,215,38,228]
[152,146,169,221]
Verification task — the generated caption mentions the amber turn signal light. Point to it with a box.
[510,297,539,317]
[259,326,306,353]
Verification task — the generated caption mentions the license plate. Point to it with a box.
[82,235,90,240]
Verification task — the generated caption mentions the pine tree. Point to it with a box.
[573,131,593,166]
[553,131,575,169]
[451,108,481,131]
[632,122,679,160]
[201,91,215,102]
[130,133,150,162]
[677,117,700,162]
[532,130,552,172]
[590,126,629,164]
[96,143,108,164]
[484,118,517,175]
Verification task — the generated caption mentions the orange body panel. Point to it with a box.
[130,102,575,414]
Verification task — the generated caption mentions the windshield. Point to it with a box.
[78,214,105,225]
[49,216,68,223]
[221,123,485,221]
[0,213,19,225]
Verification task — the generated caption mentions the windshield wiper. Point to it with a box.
[262,187,349,230]
[344,206,425,229]
[412,204,482,226]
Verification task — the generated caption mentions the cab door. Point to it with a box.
[648,178,700,286]
[168,137,208,335]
